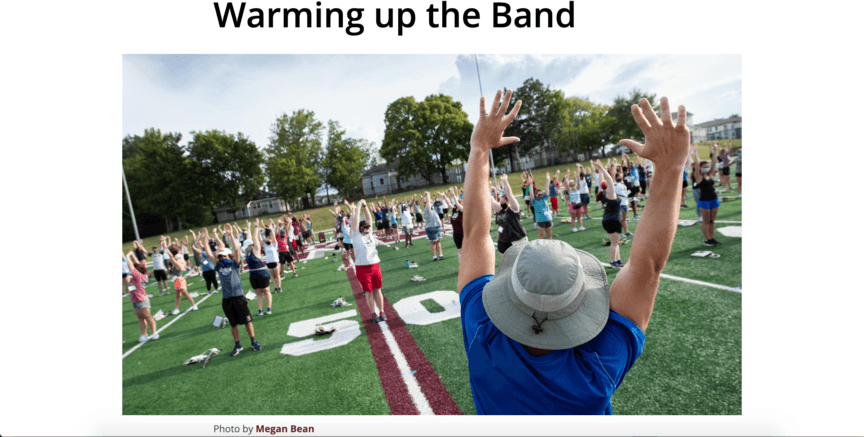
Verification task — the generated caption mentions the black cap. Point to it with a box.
[359,220,370,229]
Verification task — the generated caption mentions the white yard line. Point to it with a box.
[378,320,435,415]
[122,292,216,359]
[659,272,741,292]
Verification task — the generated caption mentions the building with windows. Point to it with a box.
[213,190,289,222]
[695,115,742,141]
[672,111,707,143]
[361,160,467,196]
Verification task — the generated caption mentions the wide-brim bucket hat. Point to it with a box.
[482,239,610,350]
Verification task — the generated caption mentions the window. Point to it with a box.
[379,178,384,185]
[269,201,273,208]
[457,175,462,182]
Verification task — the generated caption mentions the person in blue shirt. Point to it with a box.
[459,90,690,414]
[528,171,553,240]
[202,226,261,357]
[243,218,273,316]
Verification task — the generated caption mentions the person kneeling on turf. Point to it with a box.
[458,89,690,414]
[202,226,261,357]
[350,200,387,323]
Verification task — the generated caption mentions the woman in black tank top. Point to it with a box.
[594,160,626,269]
[491,174,527,257]
[692,143,722,246]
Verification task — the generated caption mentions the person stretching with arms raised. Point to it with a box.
[458,90,690,414]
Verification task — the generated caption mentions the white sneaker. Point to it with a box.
[572,227,578,233]
[737,194,742,198]
[138,335,148,343]
[191,305,198,311]
[697,217,703,223]
[578,226,586,231]
[150,333,160,340]
[171,309,180,315]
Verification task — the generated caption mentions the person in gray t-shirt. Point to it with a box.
[202,226,261,357]
[423,191,445,261]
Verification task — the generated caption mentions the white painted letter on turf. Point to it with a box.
[393,291,461,326]
[280,310,361,356]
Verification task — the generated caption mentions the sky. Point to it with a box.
[123,54,741,157]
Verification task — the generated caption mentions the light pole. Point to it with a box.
[122,166,141,242]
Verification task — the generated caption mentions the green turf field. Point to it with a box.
[122,188,741,415]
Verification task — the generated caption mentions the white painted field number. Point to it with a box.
[280,291,461,356]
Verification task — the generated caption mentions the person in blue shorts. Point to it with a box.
[423,191,444,261]
[693,142,722,247]
[458,89,690,414]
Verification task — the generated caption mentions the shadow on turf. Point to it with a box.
[123,347,283,389]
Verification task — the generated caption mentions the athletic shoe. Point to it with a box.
[371,313,380,323]
[624,232,634,237]
[617,261,626,268]
[681,204,688,208]
[703,239,719,247]
[737,194,742,198]
[230,345,243,357]
[258,309,264,316]
[379,313,387,322]
[439,255,444,260]
[252,341,262,351]
[572,227,578,233]
[584,215,592,220]
[609,261,620,269]
[138,335,148,343]
[409,243,414,247]
[709,239,722,246]
[150,333,160,340]
[633,214,639,219]
[433,256,438,261]
[294,273,298,278]
[697,217,703,223]
[171,309,180,315]
[191,305,198,311]
[578,226,586,231]
[266,308,272,315]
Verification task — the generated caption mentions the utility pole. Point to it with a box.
[122,166,141,242]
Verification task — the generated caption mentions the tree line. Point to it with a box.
[122,111,378,238]
[123,83,657,238]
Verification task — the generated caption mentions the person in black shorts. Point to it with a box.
[245,219,273,316]
[491,173,528,257]
[378,197,392,240]
[201,226,261,357]
[595,160,625,269]
[441,186,465,261]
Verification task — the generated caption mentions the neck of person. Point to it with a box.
[522,344,554,357]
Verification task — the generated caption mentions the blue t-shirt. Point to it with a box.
[379,207,389,222]
[199,253,214,272]
[532,196,553,223]
[246,253,271,279]
[460,275,645,415]
[549,182,558,197]
[433,202,443,214]
[122,258,130,274]
[216,259,245,299]
[342,222,353,245]
[374,211,382,221]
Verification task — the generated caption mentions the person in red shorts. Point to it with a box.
[349,199,386,323]
[549,170,561,217]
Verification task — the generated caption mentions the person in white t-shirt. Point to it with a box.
[263,220,283,293]
[400,201,415,248]
[350,199,387,323]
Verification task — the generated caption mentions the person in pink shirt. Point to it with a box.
[124,250,159,343]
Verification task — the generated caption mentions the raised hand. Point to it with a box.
[501,173,508,181]
[619,97,690,169]
[471,89,522,150]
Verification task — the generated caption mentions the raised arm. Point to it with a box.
[596,160,617,200]
[351,201,362,234]
[225,226,241,263]
[709,142,718,175]
[499,173,519,212]
[458,89,521,292]
[614,97,690,332]
[253,218,263,257]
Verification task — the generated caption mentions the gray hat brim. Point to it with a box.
[482,240,610,350]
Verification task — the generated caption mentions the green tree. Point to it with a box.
[265,110,325,209]
[322,120,372,200]
[503,78,567,171]
[185,129,265,212]
[609,89,659,143]
[122,128,203,232]
[380,94,472,185]
[556,96,615,159]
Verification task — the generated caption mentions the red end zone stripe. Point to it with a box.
[344,261,418,415]
[342,253,462,415]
